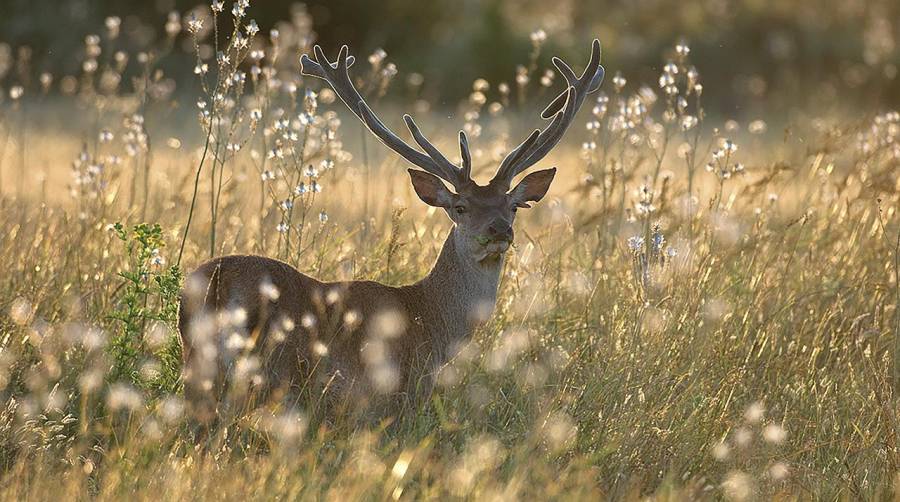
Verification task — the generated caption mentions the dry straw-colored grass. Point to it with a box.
[0,4,899,500]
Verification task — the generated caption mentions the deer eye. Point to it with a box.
[454,205,467,214]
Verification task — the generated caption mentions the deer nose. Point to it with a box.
[488,221,513,242]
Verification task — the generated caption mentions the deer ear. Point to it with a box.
[408,169,456,208]
[509,168,556,205]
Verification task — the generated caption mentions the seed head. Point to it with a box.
[105,16,122,39]
[246,19,259,36]
[187,15,204,34]
[763,423,786,444]
[628,236,644,251]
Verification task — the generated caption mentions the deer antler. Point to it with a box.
[491,39,605,189]
[301,45,472,190]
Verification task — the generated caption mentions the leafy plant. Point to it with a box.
[108,222,182,393]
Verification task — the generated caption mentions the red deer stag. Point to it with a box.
[179,41,604,422]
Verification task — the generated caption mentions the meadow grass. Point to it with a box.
[0,5,899,500]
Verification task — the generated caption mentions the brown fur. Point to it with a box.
[179,227,504,422]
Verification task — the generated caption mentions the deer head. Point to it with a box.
[300,41,604,265]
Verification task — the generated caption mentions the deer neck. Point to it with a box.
[413,226,503,352]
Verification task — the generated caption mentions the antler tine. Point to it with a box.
[356,102,441,176]
[459,131,472,180]
[513,86,578,171]
[495,128,541,180]
[541,39,604,119]
[492,39,605,188]
[301,45,469,189]
[300,55,356,80]
[336,44,350,71]
[402,115,464,184]
[492,88,575,187]
[552,57,579,85]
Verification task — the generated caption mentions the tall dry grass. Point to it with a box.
[0,2,899,500]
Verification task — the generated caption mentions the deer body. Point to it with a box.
[178,41,603,422]
[179,226,504,420]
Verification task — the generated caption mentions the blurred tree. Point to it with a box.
[0,0,896,110]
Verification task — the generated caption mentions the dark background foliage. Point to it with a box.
[1,0,898,113]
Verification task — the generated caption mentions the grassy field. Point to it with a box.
[0,7,899,501]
